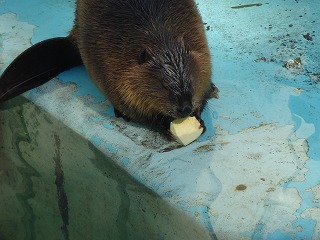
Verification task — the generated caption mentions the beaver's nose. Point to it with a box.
[178,102,192,117]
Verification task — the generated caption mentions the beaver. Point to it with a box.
[0,0,219,133]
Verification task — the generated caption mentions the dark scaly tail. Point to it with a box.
[0,37,82,102]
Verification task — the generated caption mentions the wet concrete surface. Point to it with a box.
[1,0,320,239]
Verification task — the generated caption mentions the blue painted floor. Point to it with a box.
[0,0,319,239]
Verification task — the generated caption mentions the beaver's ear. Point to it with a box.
[177,35,185,44]
[0,37,82,103]
[137,48,151,64]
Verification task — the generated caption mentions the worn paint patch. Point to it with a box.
[301,207,320,238]
[307,185,320,203]
[0,12,34,71]
[209,123,309,238]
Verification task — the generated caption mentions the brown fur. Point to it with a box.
[70,0,217,129]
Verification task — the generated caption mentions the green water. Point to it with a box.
[0,97,210,240]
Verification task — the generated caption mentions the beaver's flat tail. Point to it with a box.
[0,37,82,102]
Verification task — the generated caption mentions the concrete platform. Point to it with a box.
[0,0,319,239]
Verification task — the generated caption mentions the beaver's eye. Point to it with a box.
[137,48,148,64]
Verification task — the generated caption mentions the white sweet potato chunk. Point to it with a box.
[170,116,203,145]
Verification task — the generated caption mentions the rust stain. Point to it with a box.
[231,3,262,9]
[236,184,247,191]
[195,143,216,152]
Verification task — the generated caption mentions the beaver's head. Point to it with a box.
[114,36,213,127]
[143,37,211,117]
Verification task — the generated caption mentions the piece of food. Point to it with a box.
[170,116,203,145]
